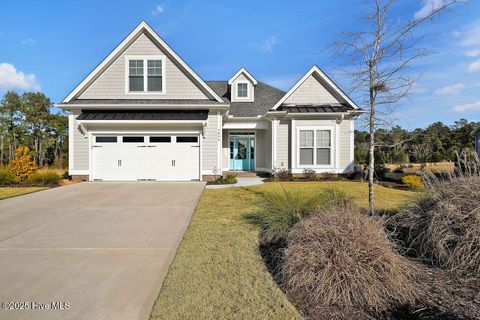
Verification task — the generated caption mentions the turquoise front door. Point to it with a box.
[229,135,255,171]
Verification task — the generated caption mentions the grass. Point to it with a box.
[0,187,48,200]
[150,181,415,320]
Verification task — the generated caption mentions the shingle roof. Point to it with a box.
[278,104,352,113]
[77,109,208,121]
[206,81,286,117]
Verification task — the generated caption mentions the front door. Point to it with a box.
[229,134,255,171]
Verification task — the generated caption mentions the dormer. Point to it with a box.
[228,68,257,102]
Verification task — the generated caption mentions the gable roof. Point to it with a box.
[206,81,285,117]
[272,65,360,110]
[62,21,224,103]
[227,68,258,85]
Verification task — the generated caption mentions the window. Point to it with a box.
[96,136,117,143]
[123,136,144,143]
[147,60,162,91]
[237,83,248,98]
[299,129,332,166]
[150,136,171,143]
[127,57,164,93]
[299,130,314,165]
[176,136,198,143]
[129,60,144,92]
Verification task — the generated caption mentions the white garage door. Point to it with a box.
[92,134,200,181]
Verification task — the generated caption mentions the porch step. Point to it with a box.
[223,171,264,177]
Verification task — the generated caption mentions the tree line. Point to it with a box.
[355,119,479,165]
[0,91,68,167]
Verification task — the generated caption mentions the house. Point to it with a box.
[57,21,363,182]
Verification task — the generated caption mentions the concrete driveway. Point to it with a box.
[0,182,205,320]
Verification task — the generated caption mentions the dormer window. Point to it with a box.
[125,55,165,94]
[237,83,248,98]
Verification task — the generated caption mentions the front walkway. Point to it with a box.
[0,182,204,320]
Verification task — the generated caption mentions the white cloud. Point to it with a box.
[152,4,164,16]
[0,63,40,92]
[21,37,36,45]
[457,22,480,47]
[467,59,480,73]
[453,101,480,113]
[415,0,445,20]
[260,36,278,53]
[465,49,480,57]
[434,83,465,96]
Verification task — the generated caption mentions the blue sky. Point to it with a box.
[0,0,479,130]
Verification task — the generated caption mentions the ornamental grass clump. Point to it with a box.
[390,158,480,275]
[254,187,354,242]
[282,208,419,319]
[27,170,61,186]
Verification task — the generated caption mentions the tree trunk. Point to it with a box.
[368,88,376,216]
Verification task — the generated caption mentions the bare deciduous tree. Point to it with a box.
[333,0,467,215]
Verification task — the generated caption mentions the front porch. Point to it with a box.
[221,127,272,175]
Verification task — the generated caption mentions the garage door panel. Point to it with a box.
[92,134,200,181]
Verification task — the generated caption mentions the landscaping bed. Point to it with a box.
[150,181,413,320]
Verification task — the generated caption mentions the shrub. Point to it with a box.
[7,146,37,182]
[401,175,423,190]
[208,174,237,185]
[302,168,317,181]
[274,168,291,182]
[282,208,419,319]
[390,173,480,275]
[0,169,15,186]
[27,170,61,186]
[318,172,337,181]
[254,187,353,242]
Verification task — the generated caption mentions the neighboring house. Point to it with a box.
[57,21,363,181]
[474,127,480,158]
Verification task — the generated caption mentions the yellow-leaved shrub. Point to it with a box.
[7,146,38,182]
[401,175,423,191]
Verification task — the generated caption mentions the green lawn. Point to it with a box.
[150,181,415,320]
[0,187,48,200]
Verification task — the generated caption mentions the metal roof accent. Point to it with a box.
[77,109,208,121]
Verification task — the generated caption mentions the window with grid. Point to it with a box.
[129,60,144,91]
[299,129,331,166]
[147,60,162,91]
[237,83,248,98]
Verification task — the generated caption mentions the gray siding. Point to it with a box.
[79,33,209,100]
[275,119,290,168]
[339,119,353,170]
[284,74,339,105]
[202,111,220,172]
[72,111,89,170]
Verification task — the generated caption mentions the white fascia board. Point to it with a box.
[223,122,268,130]
[63,21,224,103]
[272,65,360,110]
[55,103,229,110]
[227,67,258,85]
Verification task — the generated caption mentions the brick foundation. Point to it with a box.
[71,175,89,181]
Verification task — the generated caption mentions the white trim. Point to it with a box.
[296,125,335,169]
[349,119,355,171]
[124,55,166,95]
[217,111,222,172]
[335,122,340,169]
[56,104,228,110]
[228,67,258,85]
[291,119,296,170]
[272,65,360,110]
[223,121,268,130]
[272,118,278,168]
[68,114,74,172]
[62,21,223,103]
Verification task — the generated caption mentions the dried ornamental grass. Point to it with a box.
[282,209,419,319]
